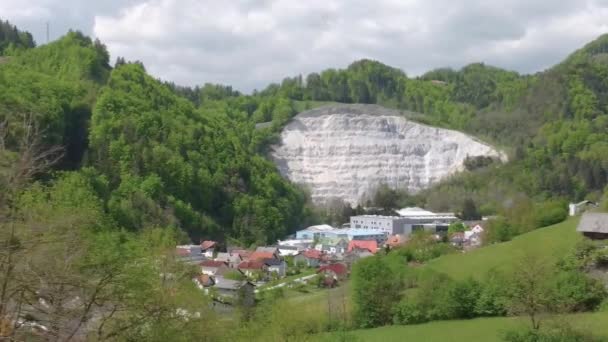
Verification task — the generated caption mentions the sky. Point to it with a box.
[3,0,608,92]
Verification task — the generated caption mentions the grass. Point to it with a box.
[426,217,582,280]
[257,268,316,290]
[318,311,608,342]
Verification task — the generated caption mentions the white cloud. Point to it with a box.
[4,0,608,91]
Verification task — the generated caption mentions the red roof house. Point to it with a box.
[237,260,266,270]
[201,240,217,250]
[317,263,348,280]
[200,260,229,276]
[237,260,267,278]
[347,240,378,254]
[249,251,275,261]
[303,249,323,259]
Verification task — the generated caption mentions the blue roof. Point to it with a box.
[330,229,385,236]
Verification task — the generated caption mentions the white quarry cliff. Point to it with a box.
[271,104,505,205]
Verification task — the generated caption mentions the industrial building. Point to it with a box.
[350,207,457,236]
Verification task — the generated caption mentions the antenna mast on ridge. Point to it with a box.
[46,22,49,43]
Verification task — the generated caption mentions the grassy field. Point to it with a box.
[426,217,582,280]
[319,312,608,342]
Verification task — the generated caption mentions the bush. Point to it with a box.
[484,217,515,244]
[533,200,568,228]
[502,325,608,342]
[475,271,509,316]
[392,300,427,325]
[551,269,606,313]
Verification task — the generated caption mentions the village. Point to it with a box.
[175,207,488,306]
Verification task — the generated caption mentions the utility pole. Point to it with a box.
[46,22,49,44]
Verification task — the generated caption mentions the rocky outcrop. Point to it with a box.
[271,104,505,205]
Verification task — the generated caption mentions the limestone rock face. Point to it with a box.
[271,104,505,205]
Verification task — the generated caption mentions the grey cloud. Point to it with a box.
[3,0,608,92]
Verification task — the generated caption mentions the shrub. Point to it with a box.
[502,325,608,342]
[392,300,427,325]
[533,200,568,228]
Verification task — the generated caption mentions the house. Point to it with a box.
[200,240,218,258]
[264,258,287,277]
[450,232,466,246]
[294,249,323,267]
[347,240,378,254]
[569,201,598,216]
[237,260,267,278]
[464,230,483,246]
[317,263,348,281]
[249,247,279,261]
[577,213,608,240]
[176,245,205,264]
[320,239,349,255]
[215,252,242,268]
[213,277,256,306]
[277,245,301,256]
[194,274,215,289]
[200,260,229,276]
[256,246,279,255]
[230,249,252,260]
[277,239,314,256]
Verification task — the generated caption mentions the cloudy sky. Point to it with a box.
[3,0,608,92]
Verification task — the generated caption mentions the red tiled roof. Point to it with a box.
[200,260,227,268]
[249,251,275,261]
[302,249,323,259]
[201,240,217,250]
[317,263,348,276]
[238,260,265,270]
[347,240,378,254]
[231,249,252,259]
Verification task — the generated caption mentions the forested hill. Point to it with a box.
[232,36,608,233]
[2,17,608,246]
[0,19,35,55]
[0,23,312,246]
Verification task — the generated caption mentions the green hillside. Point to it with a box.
[323,312,608,342]
[427,217,582,280]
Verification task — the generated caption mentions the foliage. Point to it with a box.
[502,324,608,342]
[89,63,311,244]
[0,19,35,55]
[395,231,455,263]
[351,256,401,328]
[448,222,466,235]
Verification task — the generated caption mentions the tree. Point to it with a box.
[351,256,400,328]
[460,198,482,220]
[507,256,554,330]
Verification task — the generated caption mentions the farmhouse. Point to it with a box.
[215,252,242,268]
[200,260,229,276]
[294,249,324,267]
[200,240,217,258]
[213,278,255,306]
[577,213,608,240]
[237,260,267,278]
[317,263,348,281]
